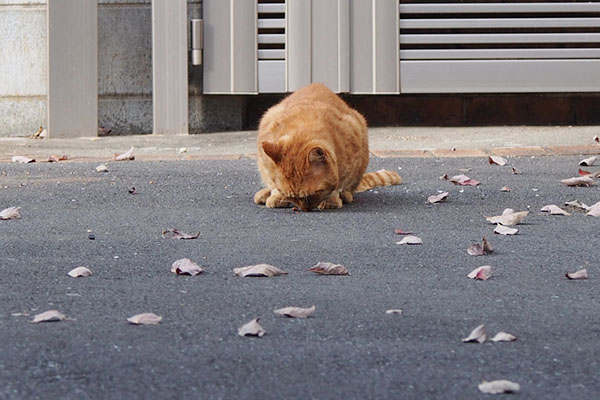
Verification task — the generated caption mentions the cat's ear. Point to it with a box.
[262,141,282,163]
[308,147,327,164]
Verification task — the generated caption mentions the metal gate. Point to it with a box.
[203,0,600,94]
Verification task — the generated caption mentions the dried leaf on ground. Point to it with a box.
[467,265,492,281]
[462,324,486,343]
[96,164,109,173]
[478,380,521,394]
[67,266,92,277]
[450,174,481,186]
[114,146,135,161]
[541,205,571,216]
[561,176,595,187]
[488,155,508,166]
[587,201,600,217]
[427,191,449,204]
[309,262,349,275]
[494,224,518,235]
[234,264,288,277]
[0,206,21,220]
[500,186,511,192]
[439,174,449,180]
[161,229,200,240]
[12,155,35,164]
[482,237,493,253]
[127,313,162,325]
[565,269,588,280]
[491,332,518,342]
[595,135,599,143]
[579,156,598,166]
[486,209,529,226]
[394,228,412,235]
[274,305,316,318]
[171,258,204,276]
[31,310,66,323]
[397,235,423,245]
[564,200,589,210]
[511,167,521,175]
[238,318,265,337]
[48,155,68,163]
[386,309,403,315]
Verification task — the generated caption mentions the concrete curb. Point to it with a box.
[1,126,598,163]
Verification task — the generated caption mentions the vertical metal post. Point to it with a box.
[47,0,98,138]
[152,0,189,135]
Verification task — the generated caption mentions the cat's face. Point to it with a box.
[262,141,338,211]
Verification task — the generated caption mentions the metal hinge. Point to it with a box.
[191,19,203,65]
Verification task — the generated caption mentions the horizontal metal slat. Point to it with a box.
[400,2,600,14]
[400,59,600,93]
[258,34,285,44]
[400,48,600,60]
[258,49,285,59]
[400,17,600,30]
[258,18,285,29]
[400,33,600,44]
[257,4,285,14]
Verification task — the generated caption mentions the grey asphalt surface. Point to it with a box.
[1,155,600,399]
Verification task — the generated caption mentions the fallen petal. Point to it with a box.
[587,201,600,217]
[439,174,449,180]
[486,210,529,226]
[234,264,288,277]
[511,167,521,175]
[114,146,135,161]
[171,258,204,276]
[494,224,518,235]
[427,191,449,204]
[450,174,480,186]
[541,204,571,216]
[463,324,486,343]
[0,206,21,220]
[467,265,492,281]
[274,305,316,318]
[491,332,518,342]
[561,176,595,187]
[385,309,403,315]
[238,318,265,337]
[48,155,68,163]
[309,262,349,275]
[488,155,508,166]
[566,269,588,280]
[161,229,200,240]
[127,313,162,325]
[467,244,485,256]
[579,156,598,166]
[579,168,592,176]
[32,310,66,323]
[394,228,412,235]
[564,200,589,210]
[96,164,109,173]
[67,266,92,277]
[500,186,511,192]
[478,380,521,394]
[12,155,35,164]
[397,235,423,245]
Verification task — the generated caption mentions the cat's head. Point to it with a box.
[261,140,339,211]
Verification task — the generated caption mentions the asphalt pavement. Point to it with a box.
[1,153,600,399]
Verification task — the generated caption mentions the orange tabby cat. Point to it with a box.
[254,83,401,211]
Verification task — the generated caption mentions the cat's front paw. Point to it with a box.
[254,188,271,204]
[265,188,291,208]
[318,195,343,210]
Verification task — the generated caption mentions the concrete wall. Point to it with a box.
[0,0,245,137]
[0,0,47,137]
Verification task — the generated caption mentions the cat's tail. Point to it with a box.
[355,170,402,193]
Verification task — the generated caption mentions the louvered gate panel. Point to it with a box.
[258,0,286,92]
[399,1,600,93]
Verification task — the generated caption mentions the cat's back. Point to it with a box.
[259,83,365,139]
